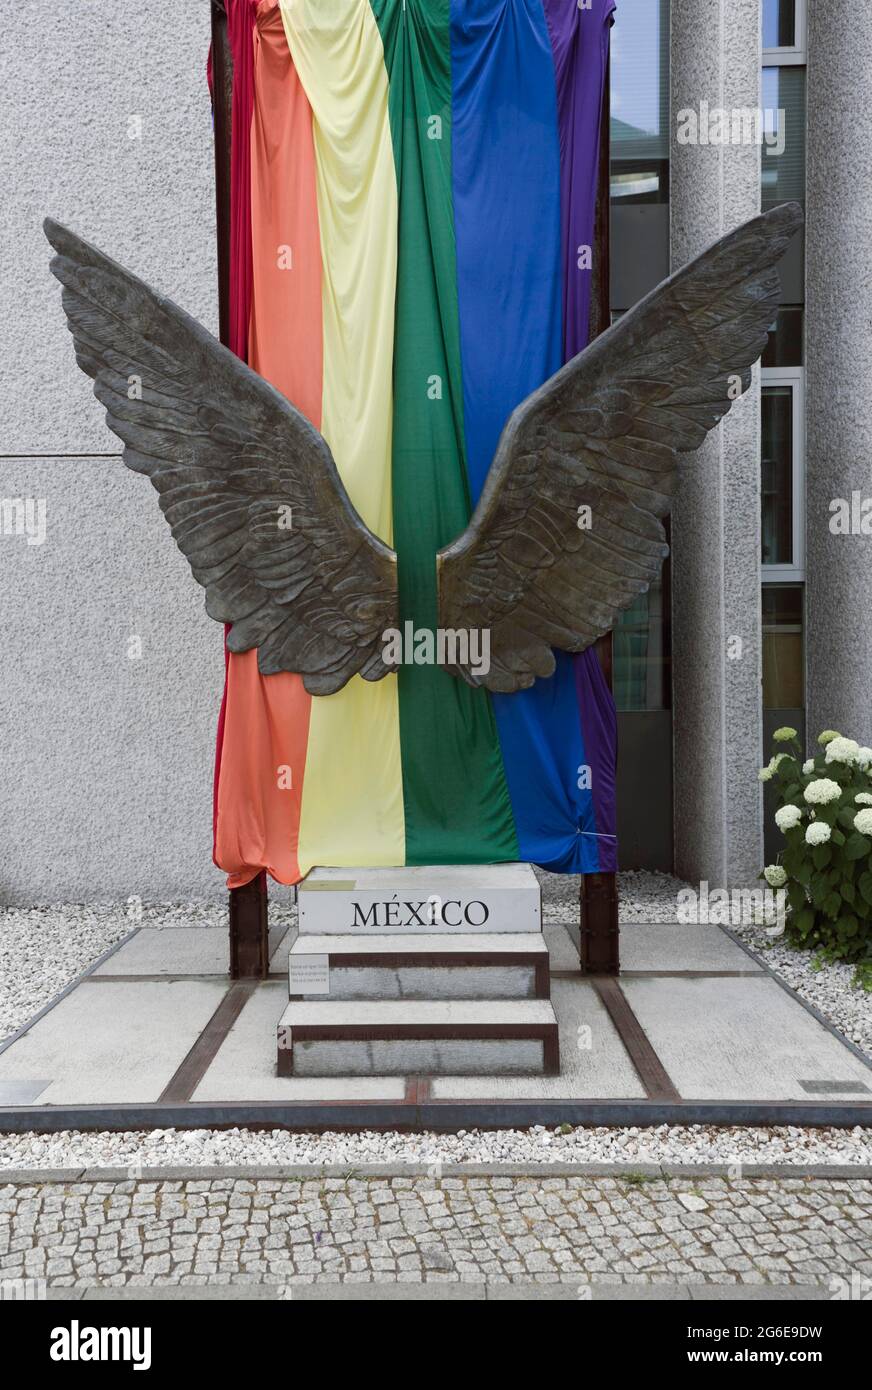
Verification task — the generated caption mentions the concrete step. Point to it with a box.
[276,999,559,1078]
[288,933,550,1001]
[297,864,541,935]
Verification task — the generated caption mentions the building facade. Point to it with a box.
[0,0,866,901]
[613,0,870,885]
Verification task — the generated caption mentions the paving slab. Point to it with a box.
[269,928,293,975]
[544,923,579,971]
[0,980,226,1104]
[618,921,763,973]
[193,982,407,1102]
[92,927,228,977]
[429,979,647,1100]
[0,1081,52,1105]
[621,976,872,1101]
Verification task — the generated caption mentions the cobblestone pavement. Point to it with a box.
[1,1175,870,1292]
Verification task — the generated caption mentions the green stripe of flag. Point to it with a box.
[370,0,518,864]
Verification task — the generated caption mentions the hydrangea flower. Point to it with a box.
[824,736,860,765]
[857,747,872,770]
[803,778,842,805]
[853,809,872,837]
[773,726,797,743]
[818,730,842,746]
[855,793,872,806]
[802,759,815,775]
[760,753,791,782]
[805,821,832,846]
[775,804,802,832]
[763,865,788,887]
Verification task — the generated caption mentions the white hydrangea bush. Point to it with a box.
[760,726,872,988]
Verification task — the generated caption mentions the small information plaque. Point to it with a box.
[288,953,330,995]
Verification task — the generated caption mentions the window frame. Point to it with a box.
[761,366,805,582]
[763,0,807,66]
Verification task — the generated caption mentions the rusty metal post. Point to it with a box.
[229,870,270,979]
[580,56,620,977]
[210,0,269,979]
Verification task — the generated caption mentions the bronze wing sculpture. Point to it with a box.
[47,202,802,695]
[45,218,398,697]
[437,201,803,691]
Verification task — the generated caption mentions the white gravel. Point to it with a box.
[537,867,684,924]
[0,1123,870,1172]
[0,904,133,1041]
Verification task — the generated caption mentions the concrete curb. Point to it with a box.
[1,1160,870,1184]
[35,1281,834,1302]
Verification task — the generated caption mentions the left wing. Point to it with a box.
[46,218,399,695]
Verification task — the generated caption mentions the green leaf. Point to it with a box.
[823,891,842,919]
[793,907,815,937]
[812,844,832,871]
[794,859,813,886]
[844,834,871,861]
[858,871,872,906]
[842,879,856,905]
[782,847,802,879]
[809,874,830,907]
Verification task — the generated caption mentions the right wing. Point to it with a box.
[437,203,802,691]
[46,218,398,696]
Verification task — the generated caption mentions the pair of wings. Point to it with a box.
[46,203,802,695]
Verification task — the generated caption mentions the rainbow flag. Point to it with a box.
[213,0,618,886]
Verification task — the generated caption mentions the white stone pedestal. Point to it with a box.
[297,863,542,935]
[278,864,559,1078]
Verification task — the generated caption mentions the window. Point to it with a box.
[761,66,806,210]
[610,0,669,204]
[761,368,804,581]
[763,0,807,65]
[611,0,671,712]
[613,575,671,712]
[763,307,803,368]
[759,0,807,745]
[762,585,804,709]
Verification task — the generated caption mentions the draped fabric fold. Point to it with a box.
[278,0,406,874]
[370,0,519,865]
[211,0,619,884]
[545,0,619,873]
[214,0,322,887]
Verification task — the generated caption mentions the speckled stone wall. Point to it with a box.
[805,1,872,746]
[670,0,764,887]
[0,3,226,901]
